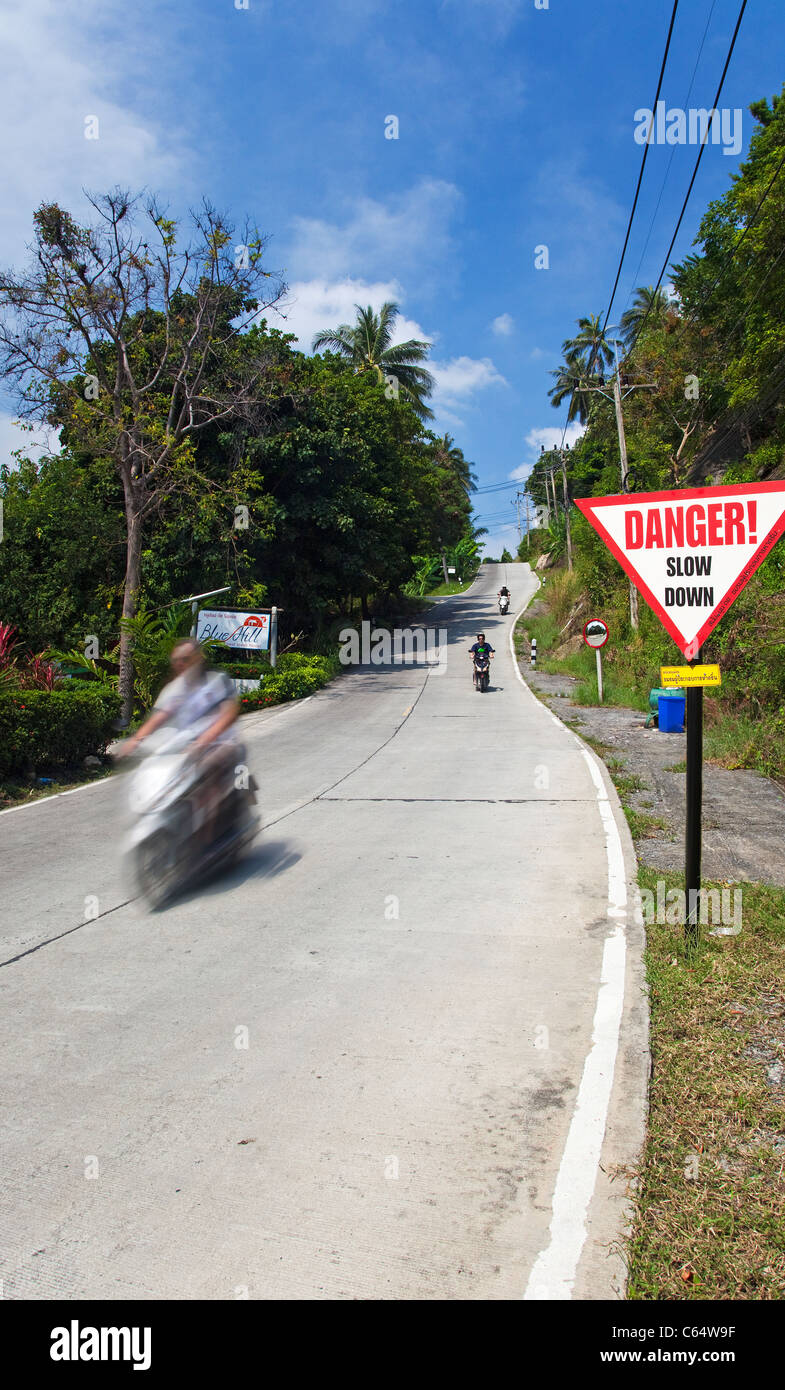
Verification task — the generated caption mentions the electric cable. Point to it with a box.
[602,0,680,333]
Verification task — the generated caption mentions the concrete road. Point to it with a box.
[0,563,648,1301]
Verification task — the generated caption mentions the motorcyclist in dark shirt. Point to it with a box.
[469,633,495,660]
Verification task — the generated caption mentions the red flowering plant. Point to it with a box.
[0,621,20,690]
[19,656,64,691]
[0,624,63,691]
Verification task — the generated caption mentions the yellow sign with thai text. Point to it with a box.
[660,665,721,688]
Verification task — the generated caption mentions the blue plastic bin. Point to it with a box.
[658,690,685,733]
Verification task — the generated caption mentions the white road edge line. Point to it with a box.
[509,571,631,1301]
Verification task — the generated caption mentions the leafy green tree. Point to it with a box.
[0,451,123,652]
[0,190,286,718]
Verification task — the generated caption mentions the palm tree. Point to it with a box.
[620,286,673,347]
[564,314,614,378]
[312,301,435,419]
[433,432,477,492]
[548,315,615,424]
[548,349,592,422]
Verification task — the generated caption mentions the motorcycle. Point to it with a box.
[498,593,510,614]
[472,653,491,692]
[121,728,259,909]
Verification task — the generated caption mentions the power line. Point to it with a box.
[474,479,525,495]
[619,0,718,323]
[625,0,749,359]
[602,0,680,334]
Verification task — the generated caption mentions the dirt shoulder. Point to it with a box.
[522,658,785,890]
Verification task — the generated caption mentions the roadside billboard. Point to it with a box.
[196,609,270,651]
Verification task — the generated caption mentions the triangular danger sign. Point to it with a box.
[575,481,785,658]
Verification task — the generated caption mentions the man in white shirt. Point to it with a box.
[119,639,244,842]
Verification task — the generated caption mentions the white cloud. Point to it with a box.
[508,422,585,480]
[0,0,193,266]
[275,277,432,353]
[430,356,506,407]
[525,422,585,453]
[491,313,514,337]
[287,179,462,287]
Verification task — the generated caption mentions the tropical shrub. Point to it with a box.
[236,652,339,711]
[0,686,122,776]
[18,657,64,690]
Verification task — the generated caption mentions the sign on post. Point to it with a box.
[583,619,608,701]
[576,482,785,658]
[661,665,721,689]
[576,481,785,946]
[196,609,270,652]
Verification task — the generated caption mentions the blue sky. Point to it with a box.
[2,0,784,556]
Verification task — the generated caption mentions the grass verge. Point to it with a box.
[426,570,480,597]
[0,763,112,810]
[627,867,785,1300]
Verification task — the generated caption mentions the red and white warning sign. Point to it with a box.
[576,481,785,657]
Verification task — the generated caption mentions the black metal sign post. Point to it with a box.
[684,646,703,951]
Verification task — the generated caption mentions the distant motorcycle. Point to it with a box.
[121,728,259,909]
[498,593,510,614]
[472,653,491,692]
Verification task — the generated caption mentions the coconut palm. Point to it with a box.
[548,349,592,422]
[620,286,673,347]
[548,315,615,424]
[312,301,435,419]
[563,314,614,378]
[433,432,477,491]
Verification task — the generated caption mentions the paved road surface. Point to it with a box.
[0,563,647,1300]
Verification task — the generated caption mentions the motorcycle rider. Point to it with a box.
[469,633,495,662]
[117,639,248,844]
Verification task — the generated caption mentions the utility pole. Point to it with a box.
[575,340,657,631]
[539,446,553,525]
[512,493,522,544]
[525,493,531,550]
[612,341,637,628]
[559,445,573,571]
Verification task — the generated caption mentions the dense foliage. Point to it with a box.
[523,86,785,756]
[0,687,121,776]
[1,313,476,663]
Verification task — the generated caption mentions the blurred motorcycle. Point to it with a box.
[121,728,259,909]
